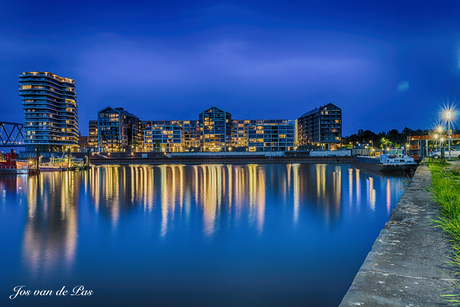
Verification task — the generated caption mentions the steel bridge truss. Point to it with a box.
[0,122,24,147]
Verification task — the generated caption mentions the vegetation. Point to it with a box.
[428,161,460,303]
[344,127,460,149]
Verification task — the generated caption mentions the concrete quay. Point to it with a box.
[340,163,459,307]
[89,156,354,165]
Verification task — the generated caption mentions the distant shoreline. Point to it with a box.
[89,156,355,165]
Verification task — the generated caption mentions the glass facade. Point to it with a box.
[19,71,79,152]
[247,121,295,152]
[144,125,182,152]
[97,107,139,152]
[90,104,342,152]
[199,106,232,152]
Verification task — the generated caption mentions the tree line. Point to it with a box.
[343,127,445,149]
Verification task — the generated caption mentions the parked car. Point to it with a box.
[430,148,460,159]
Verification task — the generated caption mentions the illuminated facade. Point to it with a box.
[19,71,79,152]
[297,103,342,150]
[97,107,139,152]
[142,120,200,151]
[89,104,342,152]
[247,120,295,151]
[88,120,98,149]
[144,125,183,152]
[199,106,231,152]
[231,119,293,151]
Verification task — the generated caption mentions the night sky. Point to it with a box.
[1,0,459,136]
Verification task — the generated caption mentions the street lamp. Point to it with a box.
[446,111,452,160]
[434,134,438,152]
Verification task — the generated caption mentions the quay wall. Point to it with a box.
[339,164,457,306]
[89,156,354,165]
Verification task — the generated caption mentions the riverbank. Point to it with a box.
[340,163,458,306]
[89,156,354,165]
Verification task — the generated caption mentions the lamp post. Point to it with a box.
[446,111,452,160]
[434,134,438,153]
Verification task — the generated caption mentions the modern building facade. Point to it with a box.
[297,103,342,150]
[88,120,98,149]
[88,103,342,153]
[97,107,139,152]
[247,120,295,151]
[144,125,182,152]
[19,71,79,152]
[199,106,231,152]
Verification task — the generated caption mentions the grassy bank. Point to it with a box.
[428,161,460,303]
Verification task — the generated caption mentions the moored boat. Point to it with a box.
[354,149,417,173]
[0,151,31,174]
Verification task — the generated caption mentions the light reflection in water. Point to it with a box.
[14,164,406,276]
[22,172,78,280]
[0,164,411,307]
[83,164,403,236]
[293,164,300,225]
[387,178,391,214]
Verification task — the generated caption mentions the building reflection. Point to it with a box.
[84,163,399,236]
[22,172,78,279]
[90,166,157,226]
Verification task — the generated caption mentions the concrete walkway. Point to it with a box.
[340,163,459,307]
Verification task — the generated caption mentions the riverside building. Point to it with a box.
[247,120,296,152]
[144,125,182,152]
[97,107,139,152]
[88,120,98,149]
[297,103,342,150]
[89,104,342,153]
[199,106,232,152]
[19,71,79,152]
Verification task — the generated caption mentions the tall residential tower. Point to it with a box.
[19,72,79,152]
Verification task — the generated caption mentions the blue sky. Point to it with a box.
[1,0,460,135]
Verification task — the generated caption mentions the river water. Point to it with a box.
[1,164,406,307]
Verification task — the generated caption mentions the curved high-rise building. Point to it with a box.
[19,72,79,152]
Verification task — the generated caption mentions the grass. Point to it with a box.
[428,161,460,304]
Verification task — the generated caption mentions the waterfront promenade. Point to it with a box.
[340,162,458,306]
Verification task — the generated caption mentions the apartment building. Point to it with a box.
[247,120,296,152]
[297,103,342,150]
[198,106,232,152]
[97,107,139,152]
[19,71,79,152]
[144,125,182,152]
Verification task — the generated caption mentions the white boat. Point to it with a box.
[355,148,417,173]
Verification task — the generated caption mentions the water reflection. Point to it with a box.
[83,164,403,236]
[0,164,407,307]
[12,165,406,264]
[22,172,78,279]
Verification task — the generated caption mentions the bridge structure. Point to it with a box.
[0,121,25,147]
